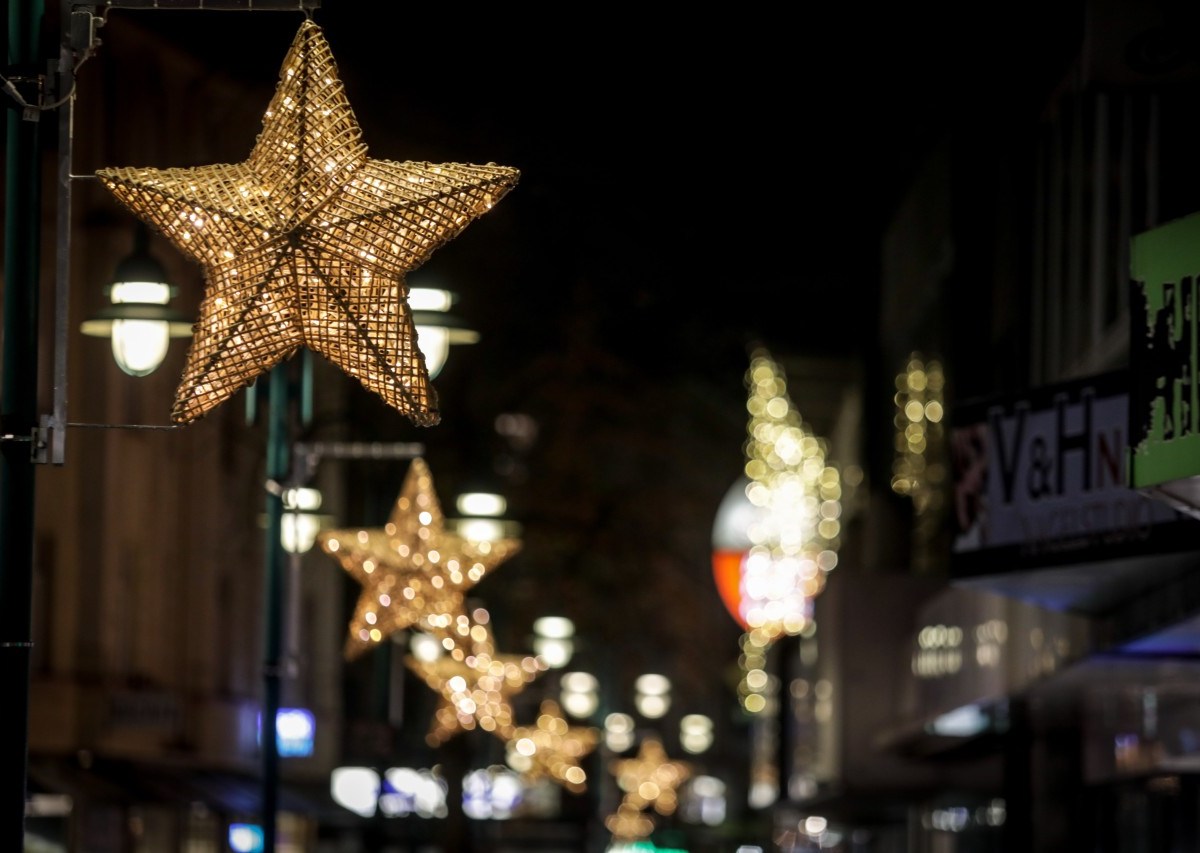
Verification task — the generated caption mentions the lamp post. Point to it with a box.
[261,364,291,853]
[0,0,44,846]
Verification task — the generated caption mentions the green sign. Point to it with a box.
[1128,211,1200,488]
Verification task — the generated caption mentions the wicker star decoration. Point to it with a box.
[406,645,546,747]
[96,20,519,425]
[604,803,656,842]
[316,457,521,661]
[505,699,598,793]
[610,738,691,816]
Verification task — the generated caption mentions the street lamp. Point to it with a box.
[634,673,671,719]
[679,714,714,754]
[560,670,600,719]
[532,616,575,669]
[451,486,521,543]
[79,224,192,376]
[280,486,332,555]
[604,713,636,752]
[409,285,479,379]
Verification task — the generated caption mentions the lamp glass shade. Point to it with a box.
[533,616,575,639]
[455,517,506,543]
[109,281,173,376]
[415,324,451,379]
[561,686,600,719]
[533,636,573,668]
[634,693,670,719]
[456,492,507,517]
[111,318,171,377]
[408,287,455,312]
[408,287,479,378]
[281,512,324,554]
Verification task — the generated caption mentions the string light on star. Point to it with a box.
[95,20,518,425]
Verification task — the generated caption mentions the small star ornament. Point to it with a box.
[316,457,521,660]
[505,699,598,793]
[610,738,691,815]
[96,20,519,425]
[604,802,655,842]
[407,647,545,746]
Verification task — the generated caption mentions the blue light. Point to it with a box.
[229,823,263,853]
[256,707,315,757]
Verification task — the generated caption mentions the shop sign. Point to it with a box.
[950,371,1186,569]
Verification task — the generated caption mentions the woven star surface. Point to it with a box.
[316,457,521,661]
[96,20,519,425]
[406,649,546,746]
[506,699,598,793]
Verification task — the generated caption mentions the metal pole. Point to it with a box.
[262,365,290,852]
[1,0,45,846]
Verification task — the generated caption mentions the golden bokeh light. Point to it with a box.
[406,644,546,746]
[505,699,599,794]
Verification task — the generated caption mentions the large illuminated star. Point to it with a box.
[96,20,519,425]
[316,457,521,661]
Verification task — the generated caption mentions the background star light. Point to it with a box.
[317,457,521,660]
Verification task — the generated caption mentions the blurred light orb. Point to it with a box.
[604,712,636,752]
[533,616,575,668]
[560,671,600,718]
[635,674,671,718]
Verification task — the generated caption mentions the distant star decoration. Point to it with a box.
[95,20,519,425]
[506,699,598,793]
[610,738,691,816]
[406,644,546,746]
[316,457,521,660]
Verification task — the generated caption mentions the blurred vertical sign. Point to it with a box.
[1129,210,1200,518]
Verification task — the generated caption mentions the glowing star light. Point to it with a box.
[407,646,545,746]
[317,457,521,660]
[96,20,519,425]
[505,700,598,793]
[610,737,691,816]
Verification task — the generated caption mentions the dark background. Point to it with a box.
[43,0,1089,813]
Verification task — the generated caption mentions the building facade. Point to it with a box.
[768,3,1200,852]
